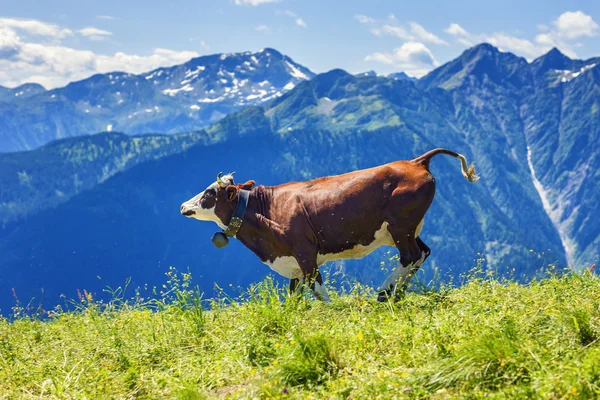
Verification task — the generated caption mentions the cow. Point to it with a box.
[180,148,479,302]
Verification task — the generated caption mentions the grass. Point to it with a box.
[0,267,599,399]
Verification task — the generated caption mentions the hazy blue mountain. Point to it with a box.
[0,83,46,102]
[0,49,313,152]
[388,72,417,82]
[0,131,208,224]
[356,70,377,77]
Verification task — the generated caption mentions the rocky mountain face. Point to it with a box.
[0,49,313,152]
[0,43,597,314]
[419,43,599,268]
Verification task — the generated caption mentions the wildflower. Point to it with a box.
[273,360,279,365]
[356,332,364,340]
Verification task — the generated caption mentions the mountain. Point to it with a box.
[388,72,417,82]
[356,70,377,77]
[0,49,314,152]
[0,59,570,313]
[0,83,46,102]
[0,131,207,224]
[419,43,599,268]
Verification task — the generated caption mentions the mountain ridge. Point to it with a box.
[0,48,314,152]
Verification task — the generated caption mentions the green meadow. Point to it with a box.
[1,266,599,399]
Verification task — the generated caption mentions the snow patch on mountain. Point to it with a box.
[526,146,575,265]
[556,63,597,83]
[162,84,194,96]
[285,60,309,80]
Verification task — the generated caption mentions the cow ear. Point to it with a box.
[225,185,238,202]
[238,180,255,190]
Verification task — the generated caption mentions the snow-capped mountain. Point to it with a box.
[0,48,314,152]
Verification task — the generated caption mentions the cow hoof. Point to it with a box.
[377,291,391,302]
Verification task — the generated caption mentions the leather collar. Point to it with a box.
[222,189,250,237]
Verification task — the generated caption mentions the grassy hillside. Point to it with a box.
[1,268,598,399]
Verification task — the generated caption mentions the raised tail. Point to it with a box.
[412,148,480,182]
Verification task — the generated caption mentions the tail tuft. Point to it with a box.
[457,154,479,182]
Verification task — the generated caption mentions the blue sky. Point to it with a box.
[1,0,599,88]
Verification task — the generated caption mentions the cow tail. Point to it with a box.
[412,148,480,183]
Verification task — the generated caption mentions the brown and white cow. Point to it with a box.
[180,148,479,301]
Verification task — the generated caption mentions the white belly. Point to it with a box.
[316,222,396,266]
[264,220,424,276]
[264,256,303,279]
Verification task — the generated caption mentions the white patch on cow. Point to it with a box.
[180,175,235,230]
[185,196,226,229]
[316,222,395,266]
[312,281,331,302]
[264,256,303,279]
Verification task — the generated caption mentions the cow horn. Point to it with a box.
[217,172,228,188]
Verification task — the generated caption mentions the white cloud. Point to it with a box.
[355,14,376,24]
[0,17,72,39]
[0,20,199,89]
[409,22,448,45]
[234,0,278,5]
[79,27,113,41]
[446,11,599,60]
[79,27,112,37]
[0,26,21,59]
[486,33,541,58]
[445,23,469,37]
[365,41,439,77]
[255,24,271,33]
[445,22,559,58]
[96,15,115,21]
[372,24,409,39]
[554,11,599,39]
[276,10,307,28]
[360,17,446,45]
[198,40,209,50]
[537,24,550,32]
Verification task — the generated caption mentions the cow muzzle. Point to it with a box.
[180,203,196,217]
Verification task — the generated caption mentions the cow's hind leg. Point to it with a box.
[377,230,427,302]
[308,270,330,302]
[416,236,431,267]
[289,278,304,295]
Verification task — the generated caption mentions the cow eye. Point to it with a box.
[205,189,216,197]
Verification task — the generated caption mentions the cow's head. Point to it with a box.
[180,172,255,228]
